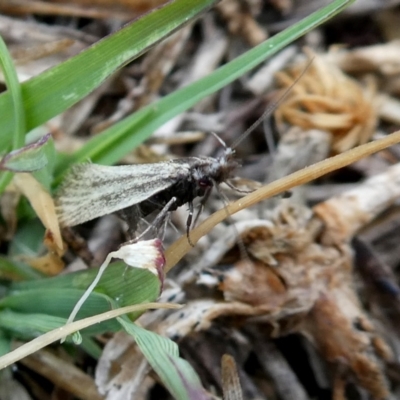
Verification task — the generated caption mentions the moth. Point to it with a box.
[55,141,241,240]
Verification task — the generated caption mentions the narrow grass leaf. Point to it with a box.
[32,134,57,190]
[0,33,25,192]
[0,310,67,339]
[120,320,207,400]
[0,256,43,281]
[0,303,178,369]
[0,34,25,149]
[0,332,11,357]
[0,134,51,173]
[0,0,218,153]
[8,220,46,258]
[0,289,121,335]
[12,262,161,308]
[5,263,161,336]
[80,336,102,360]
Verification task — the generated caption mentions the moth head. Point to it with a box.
[191,147,238,191]
[212,147,240,183]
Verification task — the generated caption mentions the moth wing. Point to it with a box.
[55,162,187,226]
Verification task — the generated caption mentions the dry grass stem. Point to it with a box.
[0,303,180,369]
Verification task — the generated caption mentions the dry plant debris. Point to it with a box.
[274,49,379,154]
[3,1,400,400]
[215,0,267,46]
[155,186,397,398]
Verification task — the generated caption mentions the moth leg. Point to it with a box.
[160,210,172,241]
[61,227,95,267]
[126,197,177,244]
[186,186,213,246]
[225,180,253,194]
[186,201,195,247]
[214,184,253,266]
[117,205,141,240]
[152,197,177,232]
[193,187,212,227]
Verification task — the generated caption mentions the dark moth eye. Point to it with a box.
[198,177,212,188]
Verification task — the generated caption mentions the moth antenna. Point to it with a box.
[263,117,277,154]
[231,57,314,150]
[210,131,228,149]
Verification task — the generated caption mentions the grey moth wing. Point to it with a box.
[55,162,190,227]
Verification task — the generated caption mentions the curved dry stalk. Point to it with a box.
[165,129,400,272]
[0,302,181,370]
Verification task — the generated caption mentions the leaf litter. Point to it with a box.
[3,1,400,399]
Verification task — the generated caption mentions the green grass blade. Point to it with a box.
[0,256,43,281]
[80,336,102,359]
[0,291,121,335]
[0,310,67,339]
[0,33,26,191]
[0,34,25,149]
[0,262,161,337]
[0,0,217,154]
[121,320,206,400]
[0,134,51,173]
[11,262,160,310]
[0,332,11,357]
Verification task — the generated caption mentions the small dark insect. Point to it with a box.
[55,142,240,242]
